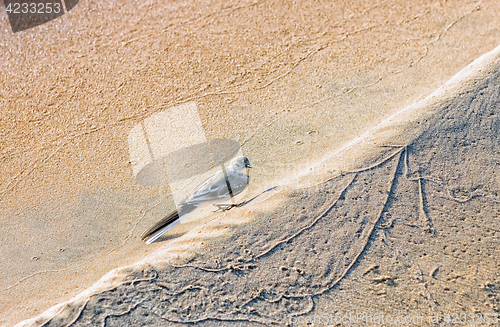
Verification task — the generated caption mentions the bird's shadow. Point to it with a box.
[151,186,278,244]
[155,232,188,243]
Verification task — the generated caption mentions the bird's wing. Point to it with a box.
[184,170,249,205]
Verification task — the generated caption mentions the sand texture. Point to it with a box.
[16,45,500,326]
[2,0,500,326]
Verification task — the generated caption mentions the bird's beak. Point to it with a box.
[246,164,252,168]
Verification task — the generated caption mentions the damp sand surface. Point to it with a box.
[2,0,500,326]
[16,43,500,327]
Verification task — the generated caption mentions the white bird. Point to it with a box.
[141,156,252,244]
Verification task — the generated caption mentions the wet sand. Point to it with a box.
[1,0,500,326]
[17,42,500,327]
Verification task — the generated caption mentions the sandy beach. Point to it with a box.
[1,0,500,326]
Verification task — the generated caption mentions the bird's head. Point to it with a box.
[229,156,252,173]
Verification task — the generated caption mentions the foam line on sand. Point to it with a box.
[288,43,500,189]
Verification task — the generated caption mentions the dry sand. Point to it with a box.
[1,0,500,326]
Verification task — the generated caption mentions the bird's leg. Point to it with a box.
[213,187,278,212]
[213,202,246,212]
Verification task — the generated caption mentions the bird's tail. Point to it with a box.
[141,210,180,244]
[141,203,195,244]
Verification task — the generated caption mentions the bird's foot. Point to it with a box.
[213,202,244,212]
